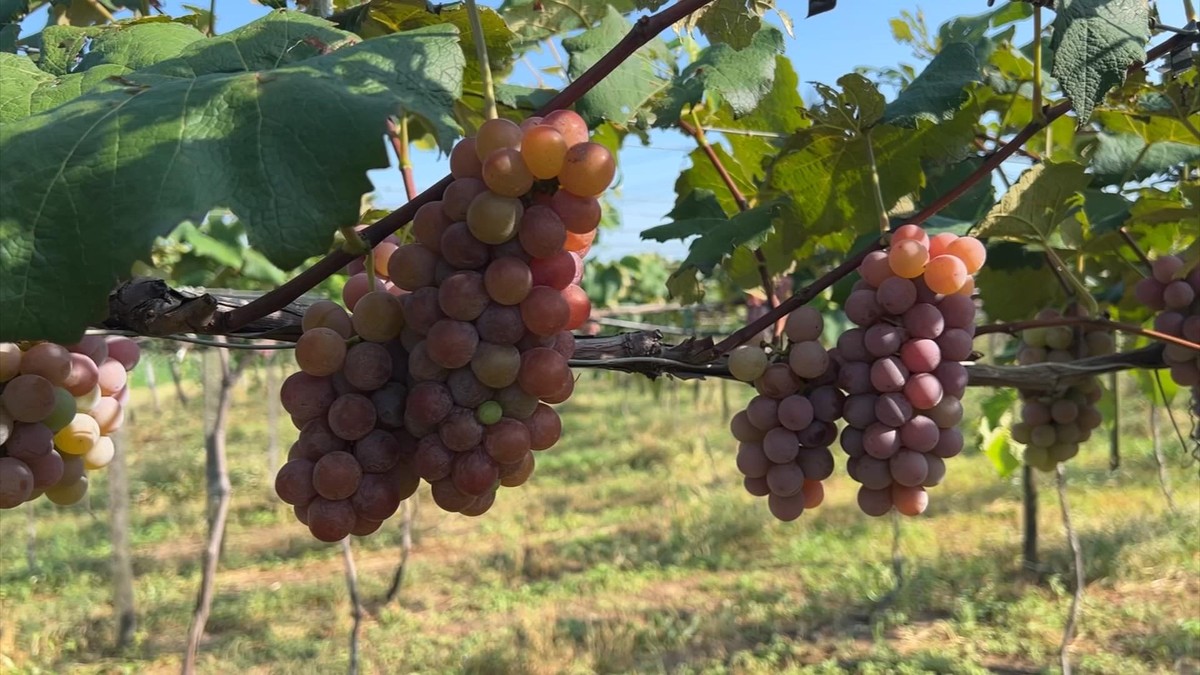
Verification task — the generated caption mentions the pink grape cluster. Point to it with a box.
[727,307,841,521]
[1010,306,1110,471]
[1136,255,1200,387]
[276,110,611,539]
[835,225,984,517]
[0,336,140,508]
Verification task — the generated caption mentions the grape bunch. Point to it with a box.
[1009,307,1111,471]
[0,336,140,509]
[835,225,985,517]
[727,307,841,521]
[1135,255,1200,387]
[275,109,609,539]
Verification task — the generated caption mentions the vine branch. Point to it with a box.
[975,315,1200,353]
[216,0,718,333]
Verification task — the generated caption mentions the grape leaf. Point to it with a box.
[562,7,670,127]
[662,201,779,302]
[982,424,1019,478]
[883,42,981,127]
[975,244,1063,321]
[1088,133,1200,186]
[918,156,995,223]
[694,0,763,50]
[1049,0,1150,123]
[641,189,727,242]
[674,142,758,217]
[499,0,635,47]
[765,113,974,244]
[0,17,464,342]
[75,21,206,72]
[974,162,1090,241]
[330,0,515,84]
[1094,108,1200,146]
[651,26,784,128]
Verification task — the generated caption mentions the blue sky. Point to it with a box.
[19,1,1193,262]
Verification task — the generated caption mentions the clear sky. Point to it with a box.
[18,1,1193,262]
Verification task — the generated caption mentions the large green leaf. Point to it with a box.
[1049,0,1150,122]
[674,142,758,218]
[882,42,981,128]
[651,26,784,128]
[641,190,727,241]
[1088,133,1200,186]
[499,0,634,47]
[330,0,516,85]
[562,7,670,127]
[0,15,464,342]
[694,0,763,50]
[974,162,1090,241]
[975,243,1064,321]
[663,201,779,300]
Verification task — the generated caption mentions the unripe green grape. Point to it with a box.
[728,345,769,382]
[477,401,503,425]
[467,191,524,245]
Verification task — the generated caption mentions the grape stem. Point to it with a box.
[1056,464,1084,675]
[216,0,720,333]
[387,116,419,201]
[975,315,1200,353]
[464,0,498,121]
[677,115,780,327]
[1117,226,1154,274]
[706,32,1195,359]
[341,537,364,675]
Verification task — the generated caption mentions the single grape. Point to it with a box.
[474,118,523,160]
[784,306,824,342]
[540,110,589,147]
[452,450,499,496]
[731,410,766,443]
[888,240,929,279]
[900,338,941,373]
[797,447,835,481]
[561,285,590,331]
[728,345,769,382]
[777,395,815,431]
[520,286,571,337]
[517,348,570,399]
[303,300,355,339]
[450,137,484,178]
[440,222,491,270]
[0,457,35,508]
[19,342,72,385]
[307,497,357,542]
[891,485,929,516]
[875,392,913,428]
[550,190,602,234]
[870,356,909,394]
[525,403,562,450]
[1151,255,1184,284]
[519,206,569,258]
[891,224,930,249]
[414,435,455,481]
[945,236,986,274]
[762,427,800,463]
[858,250,893,287]
[924,254,968,294]
[484,417,532,464]
[863,423,901,459]
[294,327,347,377]
[352,473,404,522]
[857,486,894,516]
[903,303,944,340]
[928,232,958,258]
[87,395,122,435]
[1164,280,1195,309]
[844,289,884,327]
[521,124,569,179]
[275,459,318,506]
[756,363,800,398]
[482,148,535,197]
[877,276,918,314]
[864,323,906,358]
[328,394,377,441]
[425,320,480,370]
[354,429,405,473]
[737,442,771,478]
[498,451,536,487]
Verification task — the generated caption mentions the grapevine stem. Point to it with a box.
[1149,398,1179,514]
[207,0,216,36]
[1032,5,1044,124]
[1117,226,1154,274]
[677,115,779,322]
[464,0,498,121]
[864,128,890,235]
[975,316,1200,353]
[1153,370,1193,458]
[218,0,720,332]
[1055,464,1084,675]
[341,538,363,675]
[387,117,418,201]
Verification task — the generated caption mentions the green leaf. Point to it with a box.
[982,424,1020,478]
[0,15,464,342]
[695,0,763,50]
[1088,133,1200,186]
[979,387,1019,430]
[330,0,516,86]
[76,22,206,73]
[882,42,981,128]
[651,26,784,128]
[562,7,670,127]
[1132,367,1178,406]
[673,201,778,275]
[499,0,635,48]
[975,243,1064,321]
[1077,189,1132,237]
[176,222,244,269]
[808,73,885,131]
[675,142,758,217]
[919,156,996,223]
[705,54,806,183]
[1094,108,1200,146]
[975,162,1091,241]
[765,111,975,245]
[641,189,727,242]
[1049,0,1150,123]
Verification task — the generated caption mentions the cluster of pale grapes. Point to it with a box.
[835,225,984,517]
[0,336,140,508]
[1010,306,1111,471]
[728,306,841,521]
[276,110,611,540]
